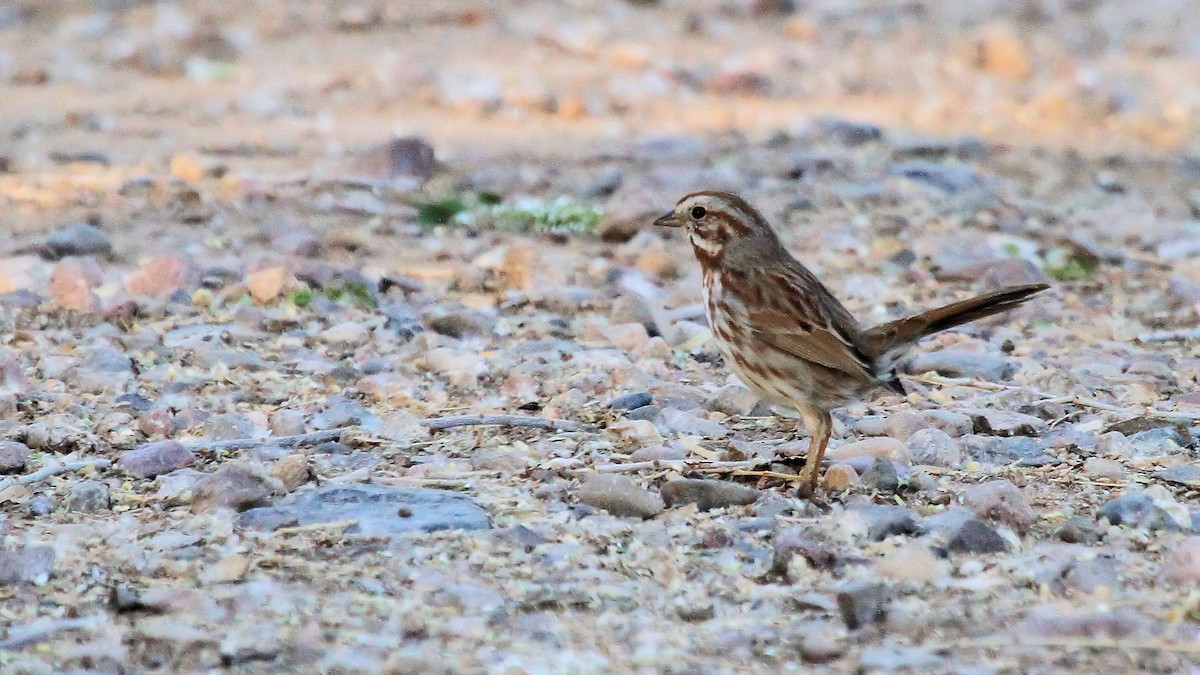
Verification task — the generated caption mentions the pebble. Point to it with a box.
[836,582,889,629]
[660,478,761,511]
[918,410,974,437]
[1057,516,1102,544]
[66,480,111,513]
[822,463,858,491]
[812,117,882,146]
[576,473,664,519]
[0,440,29,473]
[947,519,1007,553]
[607,391,653,411]
[246,266,288,303]
[661,408,728,438]
[355,136,437,181]
[1097,493,1180,531]
[49,257,102,312]
[907,350,1014,381]
[609,294,657,335]
[772,526,837,575]
[0,545,55,585]
[905,428,963,468]
[119,440,196,478]
[875,543,949,583]
[860,456,900,493]
[270,454,310,492]
[320,321,370,347]
[27,494,52,517]
[125,255,199,297]
[1163,536,1200,583]
[202,412,254,441]
[962,480,1034,533]
[704,383,761,417]
[269,409,307,437]
[1155,463,1200,488]
[190,463,279,513]
[1082,457,1126,479]
[826,437,909,464]
[45,222,113,258]
[882,412,929,440]
[855,504,922,541]
[238,484,491,535]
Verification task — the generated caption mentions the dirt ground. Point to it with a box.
[2,0,1200,673]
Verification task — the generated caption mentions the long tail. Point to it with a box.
[859,283,1049,361]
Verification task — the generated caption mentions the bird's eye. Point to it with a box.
[690,206,707,219]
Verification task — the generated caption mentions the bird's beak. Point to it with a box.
[653,212,682,228]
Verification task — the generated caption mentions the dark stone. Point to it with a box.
[855,504,922,541]
[1057,516,1102,544]
[772,526,837,574]
[66,480,110,513]
[1097,494,1180,531]
[859,457,900,493]
[608,392,653,411]
[812,117,882,146]
[836,582,889,629]
[947,519,1007,553]
[1156,463,1200,488]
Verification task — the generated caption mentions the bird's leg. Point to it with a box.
[795,407,832,499]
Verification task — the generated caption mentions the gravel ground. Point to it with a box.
[2,1,1200,673]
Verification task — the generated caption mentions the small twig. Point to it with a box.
[0,458,112,492]
[928,636,1200,655]
[423,415,593,433]
[1137,327,1200,343]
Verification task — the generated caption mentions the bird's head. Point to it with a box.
[654,191,781,267]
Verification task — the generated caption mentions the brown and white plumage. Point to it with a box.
[656,190,1048,496]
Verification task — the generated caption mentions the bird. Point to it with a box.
[654,190,1048,497]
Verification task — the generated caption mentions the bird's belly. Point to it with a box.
[703,276,815,408]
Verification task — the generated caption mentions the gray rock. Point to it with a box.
[624,404,661,421]
[238,484,491,535]
[854,504,922,541]
[422,303,495,338]
[888,160,982,192]
[269,409,307,437]
[190,464,279,513]
[576,474,663,519]
[608,391,653,411]
[202,412,254,441]
[0,546,55,584]
[860,457,900,493]
[907,350,1015,381]
[958,434,1053,465]
[962,480,1033,533]
[772,526,837,575]
[1126,427,1190,457]
[1058,516,1102,544]
[918,410,974,437]
[1156,463,1200,488]
[357,136,437,180]
[66,480,110,513]
[314,396,379,430]
[947,519,1007,553]
[836,582,889,629]
[0,439,29,473]
[45,222,113,258]
[704,383,761,417]
[27,493,52,517]
[660,478,761,511]
[661,408,728,438]
[119,441,195,478]
[961,408,1048,437]
[1097,494,1180,531]
[905,428,963,468]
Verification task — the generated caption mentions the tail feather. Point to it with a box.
[859,283,1049,361]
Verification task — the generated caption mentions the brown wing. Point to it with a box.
[744,266,873,379]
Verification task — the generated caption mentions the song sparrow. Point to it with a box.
[655,191,1048,497]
